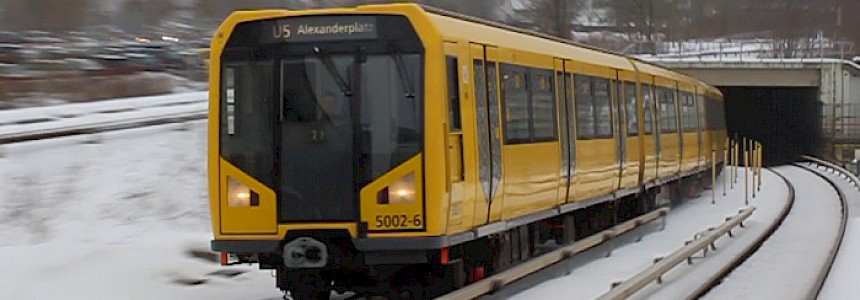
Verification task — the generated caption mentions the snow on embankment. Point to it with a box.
[0,121,281,300]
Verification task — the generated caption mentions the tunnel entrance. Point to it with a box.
[720,86,822,166]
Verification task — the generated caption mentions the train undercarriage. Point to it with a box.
[228,171,716,300]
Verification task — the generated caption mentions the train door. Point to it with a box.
[471,44,505,224]
[443,41,473,233]
[675,84,683,174]
[695,90,704,168]
[642,78,659,182]
[554,58,572,204]
[613,71,626,189]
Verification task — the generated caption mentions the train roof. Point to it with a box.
[422,6,635,71]
[215,4,722,98]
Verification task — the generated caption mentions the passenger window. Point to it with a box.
[530,69,557,142]
[642,84,655,134]
[501,64,530,144]
[625,82,639,136]
[593,77,613,138]
[682,92,696,132]
[697,94,706,131]
[658,88,678,133]
[446,56,461,131]
[574,75,595,139]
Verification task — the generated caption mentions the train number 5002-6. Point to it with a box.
[375,214,422,228]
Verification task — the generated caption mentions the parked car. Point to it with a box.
[0,63,36,80]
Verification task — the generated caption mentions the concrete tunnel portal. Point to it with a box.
[720,86,822,166]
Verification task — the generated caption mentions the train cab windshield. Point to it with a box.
[219,15,424,222]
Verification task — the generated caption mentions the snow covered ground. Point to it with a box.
[0,121,282,300]
[0,114,852,300]
[702,165,842,300]
[792,164,860,300]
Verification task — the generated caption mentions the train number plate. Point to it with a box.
[375,214,422,229]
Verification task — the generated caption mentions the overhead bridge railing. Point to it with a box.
[596,206,756,300]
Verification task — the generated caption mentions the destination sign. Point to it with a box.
[269,16,378,43]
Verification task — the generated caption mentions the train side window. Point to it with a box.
[658,87,678,133]
[642,84,654,134]
[224,67,236,135]
[697,94,706,132]
[706,97,720,130]
[530,69,557,142]
[593,77,613,138]
[501,64,530,144]
[574,75,595,139]
[625,82,638,136]
[715,98,726,130]
[446,56,461,131]
[682,92,696,132]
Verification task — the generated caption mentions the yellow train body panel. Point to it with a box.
[501,143,561,219]
[570,139,619,200]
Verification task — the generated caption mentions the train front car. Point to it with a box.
[208,5,450,299]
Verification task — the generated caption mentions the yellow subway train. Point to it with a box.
[207,3,727,299]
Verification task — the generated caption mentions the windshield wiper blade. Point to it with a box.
[390,46,415,99]
[313,47,352,97]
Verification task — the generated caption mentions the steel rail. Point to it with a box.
[434,207,670,300]
[795,156,852,300]
[685,168,795,299]
[0,111,207,144]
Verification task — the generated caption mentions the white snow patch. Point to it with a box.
[0,120,282,300]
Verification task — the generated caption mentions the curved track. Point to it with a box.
[684,167,795,299]
[700,162,847,300]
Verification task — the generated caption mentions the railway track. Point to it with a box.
[642,161,846,300]
[433,158,852,300]
[0,92,207,144]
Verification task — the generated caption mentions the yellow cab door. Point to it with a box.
[443,41,475,234]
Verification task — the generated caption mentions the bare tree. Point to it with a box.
[193,0,291,23]
[507,0,581,40]
[117,0,178,34]
[2,0,93,31]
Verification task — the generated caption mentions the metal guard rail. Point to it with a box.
[596,206,756,300]
[435,207,670,300]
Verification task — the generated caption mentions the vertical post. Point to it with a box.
[724,139,728,197]
[712,148,716,204]
[752,140,757,199]
[733,139,738,185]
[744,139,749,206]
[758,142,763,191]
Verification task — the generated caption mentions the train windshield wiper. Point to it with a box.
[390,46,415,99]
[313,47,352,97]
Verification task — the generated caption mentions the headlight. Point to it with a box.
[378,172,415,204]
[227,177,258,207]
